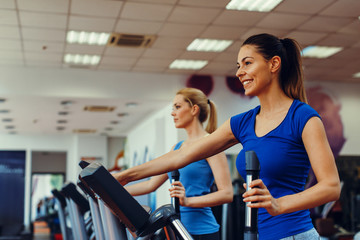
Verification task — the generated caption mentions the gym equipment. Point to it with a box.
[51,189,72,240]
[78,162,193,240]
[170,170,180,217]
[244,151,260,240]
[78,161,131,240]
[77,180,106,240]
[61,182,91,240]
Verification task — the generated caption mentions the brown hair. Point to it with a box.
[176,88,218,133]
[242,33,307,103]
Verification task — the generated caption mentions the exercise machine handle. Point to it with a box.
[244,150,260,240]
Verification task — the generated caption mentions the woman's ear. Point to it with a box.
[270,56,281,73]
[191,104,200,116]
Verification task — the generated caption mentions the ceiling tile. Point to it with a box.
[100,56,137,67]
[151,36,192,49]
[134,58,172,68]
[24,52,63,63]
[24,41,64,53]
[353,41,360,48]
[320,0,360,17]
[167,6,221,24]
[19,12,67,29]
[0,39,22,50]
[114,19,163,35]
[158,23,206,37]
[0,9,18,25]
[165,68,197,75]
[275,0,332,14]
[21,28,66,42]
[224,40,242,53]
[317,33,360,47]
[199,61,235,76]
[0,0,15,9]
[298,16,354,32]
[338,20,360,36]
[311,58,348,69]
[213,10,266,27]
[213,52,237,63]
[286,31,328,46]
[27,62,62,68]
[142,48,182,59]
[178,0,229,8]
[68,16,116,32]
[302,58,321,67]
[0,26,21,39]
[17,0,69,13]
[71,0,123,17]
[199,25,247,40]
[121,2,173,21]
[329,47,360,60]
[127,0,177,4]
[131,66,165,73]
[256,12,311,30]
[97,65,132,72]
[0,59,24,66]
[240,28,289,41]
[0,50,23,59]
[178,51,218,61]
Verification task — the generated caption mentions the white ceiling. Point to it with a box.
[0,0,359,137]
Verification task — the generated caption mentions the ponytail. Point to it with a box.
[205,100,218,133]
[280,38,307,103]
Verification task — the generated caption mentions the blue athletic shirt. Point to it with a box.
[230,99,320,240]
[167,141,219,235]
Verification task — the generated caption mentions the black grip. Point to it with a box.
[244,150,260,240]
[245,151,260,171]
[171,170,180,216]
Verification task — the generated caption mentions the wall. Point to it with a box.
[124,103,178,208]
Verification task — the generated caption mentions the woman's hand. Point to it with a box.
[169,181,188,206]
[112,171,129,186]
[243,179,281,216]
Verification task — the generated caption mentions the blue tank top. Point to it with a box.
[167,141,219,235]
[230,100,320,240]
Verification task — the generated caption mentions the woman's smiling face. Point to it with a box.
[236,44,273,97]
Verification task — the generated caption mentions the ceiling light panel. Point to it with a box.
[67,31,110,45]
[169,60,208,70]
[64,54,101,65]
[187,39,233,52]
[301,46,343,58]
[226,0,283,12]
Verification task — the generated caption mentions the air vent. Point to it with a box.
[84,106,115,112]
[73,129,96,134]
[107,33,156,48]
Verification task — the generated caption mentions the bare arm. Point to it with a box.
[125,173,169,196]
[277,116,341,213]
[170,151,234,208]
[114,119,239,185]
[244,117,341,215]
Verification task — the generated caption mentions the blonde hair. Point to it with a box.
[176,88,218,133]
